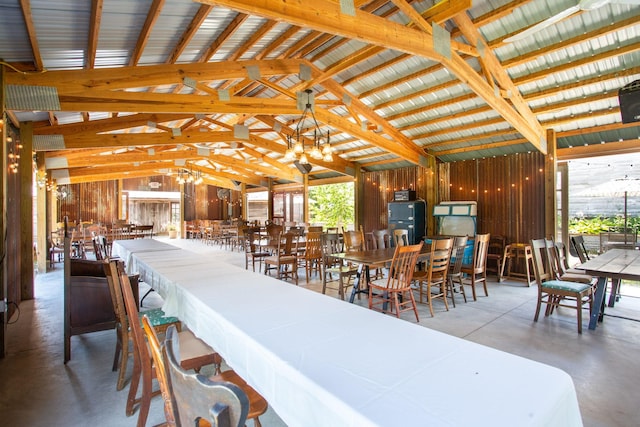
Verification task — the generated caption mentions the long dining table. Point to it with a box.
[114,239,583,427]
[577,248,640,330]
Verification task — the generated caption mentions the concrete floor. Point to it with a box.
[1,237,639,427]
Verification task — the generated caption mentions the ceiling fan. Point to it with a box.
[504,0,640,43]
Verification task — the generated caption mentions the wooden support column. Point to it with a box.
[19,122,34,300]
[179,182,185,238]
[355,165,363,231]
[303,174,309,224]
[559,162,569,246]
[424,157,438,236]
[36,153,47,272]
[1,63,7,357]
[267,178,273,222]
[240,182,247,220]
[544,129,557,239]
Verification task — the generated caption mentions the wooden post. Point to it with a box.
[1,64,6,357]
[302,174,309,224]
[19,122,34,300]
[36,152,47,272]
[544,129,557,239]
[355,165,363,231]
[267,178,273,222]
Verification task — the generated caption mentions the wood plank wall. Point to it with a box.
[57,181,118,225]
[361,153,546,245]
[361,166,431,232]
[439,152,546,245]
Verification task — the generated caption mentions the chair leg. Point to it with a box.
[126,351,141,417]
[534,296,542,322]
[470,275,478,301]
[409,291,420,322]
[116,332,129,391]
[577,298,583,334]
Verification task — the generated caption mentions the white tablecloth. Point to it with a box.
[111,239,182,272]
[130,243,583,427]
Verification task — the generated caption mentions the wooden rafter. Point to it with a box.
[199,0,545,152]
[87,0,103,69]
[18,0,44,71]
[130,0,165,67]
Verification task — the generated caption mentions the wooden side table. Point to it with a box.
[499,243,535,286]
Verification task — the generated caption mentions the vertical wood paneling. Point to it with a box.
[56,181,118,224]
[444,153,546,245]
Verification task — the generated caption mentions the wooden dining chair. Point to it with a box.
[321,233,359,300]
[164,325,271,427]
[103,260,181,391]
[343,229,365,253]
[244,227,270,272]
[369,243,423,322]
[412,238,453,317]
[530,239,593,333]
[143,320,268,427]
[264,231,299,285]
[460,233,491,301]
[392,229,409,247]
[372,229,391,250]
[545,239,595,285]
[447,235,469,307]
[116,266,220,427]
[300,231,323,282]
[570,235,590,263]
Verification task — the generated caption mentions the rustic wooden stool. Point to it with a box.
[499,243,535,286]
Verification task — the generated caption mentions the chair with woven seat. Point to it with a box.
[369,243,423,322]
[413,238,453,317]
[115,263,220,427]
[530,239,593,334]
[321,233,359,300]
[143,321,268,427]
[446,235,469,307]
[103,260,181,392]
[264,231,299,285]
[461,233,490,301]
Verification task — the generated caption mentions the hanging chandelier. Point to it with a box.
[175,168,203,185]
[284,89,333,165]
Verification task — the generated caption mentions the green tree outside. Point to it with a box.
[309,183,354,228]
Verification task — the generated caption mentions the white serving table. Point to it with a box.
[129,241,583,427]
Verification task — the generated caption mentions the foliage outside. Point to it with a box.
[569,215,640,234]
[308,183,354,228]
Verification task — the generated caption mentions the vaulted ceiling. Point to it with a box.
[1,0,639,190]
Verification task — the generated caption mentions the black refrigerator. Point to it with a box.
[388,200,426,245]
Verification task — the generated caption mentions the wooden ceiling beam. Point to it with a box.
[5,59,305,92]
[557,139,640,161]
[198,0,547,150]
